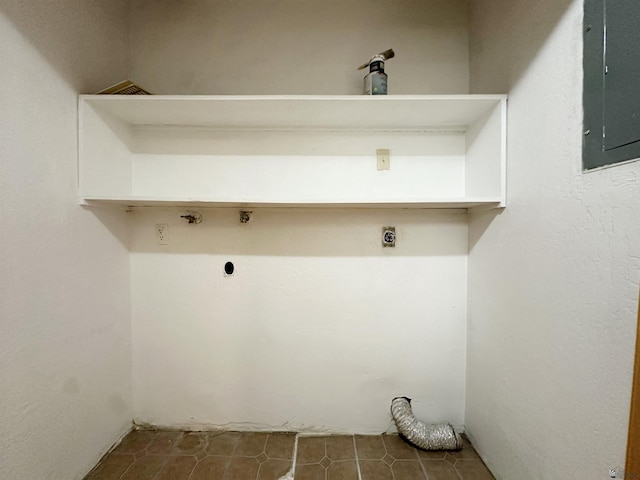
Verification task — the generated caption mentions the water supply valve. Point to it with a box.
[180,211,203,224]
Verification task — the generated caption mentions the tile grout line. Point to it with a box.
[381,435,397,480]
[324,437,328,480]
[452,457,465,480]
[407,439,423,480]
[190,432,214,480]
[119,432,158,480]
[352,435,363,480]
[158,432,188,480]
[256,433,270,480]
[184,431,203,480]
[416,451,430,480]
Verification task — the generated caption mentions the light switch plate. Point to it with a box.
[377,149,390,170]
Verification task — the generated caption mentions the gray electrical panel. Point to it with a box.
[583,0,640,170]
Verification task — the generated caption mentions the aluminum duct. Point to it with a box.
[390,396,463,451]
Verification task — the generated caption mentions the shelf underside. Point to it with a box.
[81,196,503,210]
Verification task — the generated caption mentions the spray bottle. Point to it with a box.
[358,49,395,95]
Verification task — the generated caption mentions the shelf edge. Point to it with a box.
[80,196,504,210]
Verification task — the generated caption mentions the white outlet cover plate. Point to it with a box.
[156,223,169,245]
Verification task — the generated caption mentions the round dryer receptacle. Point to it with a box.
[382,226,396,247]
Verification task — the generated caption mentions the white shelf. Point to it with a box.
[81,195,503,210]
[79,95,507,210]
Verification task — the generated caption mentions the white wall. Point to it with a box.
[0,2,132,479]
[127,0,472,433]
[129,0,469,95]
[131,208,468,433]
[467,1,640,478]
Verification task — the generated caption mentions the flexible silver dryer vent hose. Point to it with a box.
[390,397,463,451]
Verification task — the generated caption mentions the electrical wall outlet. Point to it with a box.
[377,148,390,170]
[155,223,169,245]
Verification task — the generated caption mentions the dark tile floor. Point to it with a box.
[85,429,495,480]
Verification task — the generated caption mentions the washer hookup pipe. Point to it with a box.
[390,396,463,451]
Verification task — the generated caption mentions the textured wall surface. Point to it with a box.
[0,2,132,478]
[129,0,469,95]
[126,0,472,433]
[467,1,640,478]
[130,208,468,433]
[8,2,633,476]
